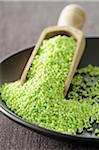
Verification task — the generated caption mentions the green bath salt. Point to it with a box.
[0,35,99,135]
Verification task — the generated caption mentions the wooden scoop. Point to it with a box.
[20,4,86,96]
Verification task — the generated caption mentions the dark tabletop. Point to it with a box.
[0,1,99,150]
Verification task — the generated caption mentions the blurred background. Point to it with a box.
[0,1,98,60]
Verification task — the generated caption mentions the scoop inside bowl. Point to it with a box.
[0,38,99,142]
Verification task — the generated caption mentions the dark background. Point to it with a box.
[0,1,99,150]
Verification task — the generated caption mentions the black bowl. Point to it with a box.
[0,38,99,143]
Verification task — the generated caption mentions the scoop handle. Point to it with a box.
[57,4,86,30]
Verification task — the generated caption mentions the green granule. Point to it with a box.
[95,129,99,136]
[0,35,99,135]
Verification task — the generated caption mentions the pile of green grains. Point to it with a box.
[0,35,99,135]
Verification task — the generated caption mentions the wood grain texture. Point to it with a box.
[0,1,99,150]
